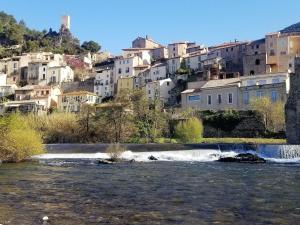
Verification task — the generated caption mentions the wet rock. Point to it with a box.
[148,155,158,161]
[218,153,266,163]
[129,159,135,163]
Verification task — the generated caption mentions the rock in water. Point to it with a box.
[148,155,158,161]
[218,153,266,163]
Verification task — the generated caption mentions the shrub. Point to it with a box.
[106,143,126,162]
[175,117,203,143]
[0,114,44,162]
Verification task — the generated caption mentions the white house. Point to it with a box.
[114,54,150,89]
[146,78,175,105]
[27,60,73,85]
[167,57,182,75]
[0,73,7,85]
[47,65,74,85]
[94,68,114,102]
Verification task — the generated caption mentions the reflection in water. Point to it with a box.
[0,160,300,225]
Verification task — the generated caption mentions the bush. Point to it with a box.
[106,143,126,162]
[175,117,203,143]
[0,114,44,162]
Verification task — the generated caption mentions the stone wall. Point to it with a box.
[285,57,300,144]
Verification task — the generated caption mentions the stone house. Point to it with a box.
[243,39,266,76]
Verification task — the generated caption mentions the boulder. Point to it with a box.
[148,155,158,161]
[218,153,266,163]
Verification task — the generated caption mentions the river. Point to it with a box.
[0,148,300,225]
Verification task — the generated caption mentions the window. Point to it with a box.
[250,70,255,75]
[207,95,212,105]
[118,68,122,74]
[243,92,249,105]
[43,74,45,80]
[255,59,260,65]
[247,80,255,86]
[167,82,170,86]
[217,94,222,104]
[46,90,49,95]
[125,67,129,73]
[14,63,17,68]
[43,67,46,72]
[188,95,200,101]
[270,49,275,56]
[271,91,278,102]
[272,78,280,84]
[228,93,233,104]
[168,90,171,94]
[258,80,266,85]
[256,91,264,99]
[289,63,293,68]
[105,80,108,85]
[256,45,259,49]
[148,90,151,94]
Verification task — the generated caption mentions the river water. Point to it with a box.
[1,150,300,225]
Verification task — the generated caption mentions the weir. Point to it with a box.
[40,144,300,162]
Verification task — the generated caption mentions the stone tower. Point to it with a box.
[285,57,300,144]
[61,15,70,30]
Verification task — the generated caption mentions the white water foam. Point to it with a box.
[33,150,237,162]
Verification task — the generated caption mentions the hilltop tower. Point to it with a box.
[61,15,70,30]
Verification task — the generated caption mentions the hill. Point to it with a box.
[0,11,101,58]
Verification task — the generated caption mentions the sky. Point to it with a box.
[1,0,300,54]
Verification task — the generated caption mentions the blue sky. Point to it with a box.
[1,0,300,54]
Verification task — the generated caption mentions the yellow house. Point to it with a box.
[117,76,134,94]
[266,31,300,73]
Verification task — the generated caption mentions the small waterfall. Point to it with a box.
[279,145,300,158]
[258,145,300,159]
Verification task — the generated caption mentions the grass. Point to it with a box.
[144,137,286,145]
[200,138,286,145]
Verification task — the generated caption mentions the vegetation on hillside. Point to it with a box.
[0,11,101,58]
[0,113,44,162]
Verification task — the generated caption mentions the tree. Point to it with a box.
[0,113,44,162]
[81,40,101,53]
[175,117,203,143]
[250,97,285,133]
[95,90,135,143]
[131,89,169,142]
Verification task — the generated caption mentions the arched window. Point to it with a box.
[250,70,255,75]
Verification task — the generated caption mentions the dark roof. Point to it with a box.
[281,22,300,34]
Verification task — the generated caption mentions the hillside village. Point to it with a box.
[0,14,298,115]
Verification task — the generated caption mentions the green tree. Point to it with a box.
[95,90,135,143]
[0,113,44,162]
[131,89,168,142]
[250,97,285,133]
[175,117,203,143]
[81,40,101,53]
